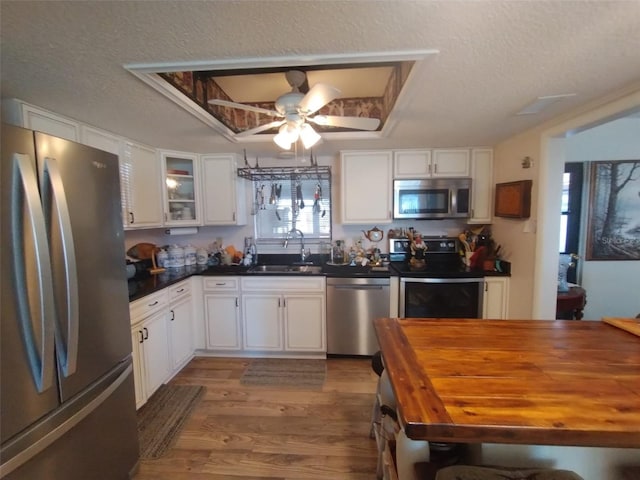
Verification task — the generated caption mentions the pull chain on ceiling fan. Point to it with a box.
[208,70,380,150]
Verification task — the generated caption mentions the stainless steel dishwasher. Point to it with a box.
[326,277,390,356]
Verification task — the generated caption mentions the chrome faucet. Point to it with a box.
[283,228,307,262]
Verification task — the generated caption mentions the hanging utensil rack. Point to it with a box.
[237,166,331,182]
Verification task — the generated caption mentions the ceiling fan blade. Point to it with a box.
[298,83,341,115]
[309,115,380,131]
[236,120,285,137]
[208,98,281,117]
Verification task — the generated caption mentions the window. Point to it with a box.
[240,167,332,244]
[559,162,584,283]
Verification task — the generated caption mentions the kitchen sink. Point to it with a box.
[249,264,322,274]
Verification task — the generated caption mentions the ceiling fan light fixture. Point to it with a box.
[299,123,321,149]
[274,127,293,150]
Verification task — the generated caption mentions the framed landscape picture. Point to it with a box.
[586,160,640,260]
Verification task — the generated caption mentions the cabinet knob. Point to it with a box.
[129,212,134,224]
[170,309,175,321]
[143,327,149,340]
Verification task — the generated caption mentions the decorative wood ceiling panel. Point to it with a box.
[158,62,414,135]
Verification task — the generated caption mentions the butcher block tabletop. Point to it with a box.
[374,318,640,448]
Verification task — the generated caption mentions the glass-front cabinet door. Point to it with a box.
[160,151,200,226]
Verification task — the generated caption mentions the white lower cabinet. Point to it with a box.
[130,283,192,410]
[131,309,172,409]
[242,294,283,351]
[482,277,510,319]
[167,280,194,372]
[240,276,326,355]
[283,294,326,351]
[203,277,242,350]
[130,327,145,409]
[141,310,172,397]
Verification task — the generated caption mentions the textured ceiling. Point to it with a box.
[1,1,639,156]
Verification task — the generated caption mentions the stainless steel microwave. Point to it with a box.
[393,178,472,219]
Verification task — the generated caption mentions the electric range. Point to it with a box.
[388,236,485,318]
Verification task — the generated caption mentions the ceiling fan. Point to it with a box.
[207,70,380,150]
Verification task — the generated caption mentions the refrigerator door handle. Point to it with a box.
[42,156,79,378]
[11,153,55,392]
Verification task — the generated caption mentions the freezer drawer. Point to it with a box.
[1,361,139,480]
[326,277,390,356]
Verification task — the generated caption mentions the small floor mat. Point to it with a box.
[240,358,326,389]
[137,384,205,459]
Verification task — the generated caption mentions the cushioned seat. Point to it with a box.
[435,465,584,480]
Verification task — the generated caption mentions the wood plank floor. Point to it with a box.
[133,356,379,480]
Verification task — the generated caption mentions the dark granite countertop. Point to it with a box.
[128,264,209,302]
[128,254,509,302]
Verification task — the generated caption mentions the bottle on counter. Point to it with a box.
[249,237,258,266]
[332,240,345,264]
[244,236,258,266]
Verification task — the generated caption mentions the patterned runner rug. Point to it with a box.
[240,358,326,389]
[137,384,205,459]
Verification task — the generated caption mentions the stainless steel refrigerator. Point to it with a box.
[1,123,139,479]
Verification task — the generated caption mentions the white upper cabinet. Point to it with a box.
[121,141,163,229]
[394,149,470,178]
[201,154,247,225]
[340,150,393,225]
[3,99,80,141]
[80,125,122,155]
[469,148,494,224]
[393,150,433,178]
[161,150,201,226]
[431,149,471,177]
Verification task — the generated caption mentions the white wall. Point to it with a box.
[564,117,640,320]
[491,132,541,319]
[492,86,640,320]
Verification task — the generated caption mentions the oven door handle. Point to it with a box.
[400,277,484,284]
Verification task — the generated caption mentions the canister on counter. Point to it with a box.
[156,248,168,268]
[184,244,197,266]
[196,248,209,265]
[167,245,185,268]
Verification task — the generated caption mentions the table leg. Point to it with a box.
[396,428,430,480]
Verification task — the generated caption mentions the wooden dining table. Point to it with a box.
[374,317,640,449]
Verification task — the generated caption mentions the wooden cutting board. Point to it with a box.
[602,317,640,337]
[126,242,157,260]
